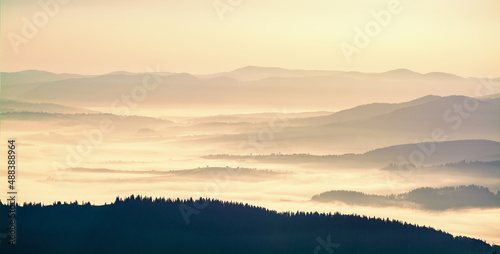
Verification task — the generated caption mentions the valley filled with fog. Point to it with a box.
[1,67,499,244]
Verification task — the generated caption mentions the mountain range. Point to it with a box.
[2,68,498,110]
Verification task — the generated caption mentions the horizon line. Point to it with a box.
[3,66,497,79]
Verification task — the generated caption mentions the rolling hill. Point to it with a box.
[0,100,95,114]
[312,185,500,210]
[204,139,500,168]
[0,196,497,254]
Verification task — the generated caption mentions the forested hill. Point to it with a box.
[0,196,498,254]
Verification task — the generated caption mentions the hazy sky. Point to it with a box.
[1,0,499,76]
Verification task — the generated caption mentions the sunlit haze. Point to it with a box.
[1,0,499,252]
[1,0,499,77]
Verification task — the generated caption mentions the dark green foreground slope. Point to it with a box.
[0,196,498,254]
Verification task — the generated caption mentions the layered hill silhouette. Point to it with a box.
[0,100,95,114]
[198,66,465,82]
[1,68,499,253]
[1,70,90,86]
[202,95,500,152]
[426,160,500,175]
[205,139,500,169]
[2,68,498,110]
[0,196,498,254]
[292,95,441,126]
[196,66,344,81]
[312,185,500,210]
[299,95,500,141]
[342,96,499,133]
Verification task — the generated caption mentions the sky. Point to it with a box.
[0,0,499,77]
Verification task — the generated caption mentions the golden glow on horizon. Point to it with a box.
[0,0,499,76]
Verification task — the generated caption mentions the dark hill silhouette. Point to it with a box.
[439,160,500,171]
[0,196,498,254]
[205,140,500,168]
[383,160,500,177]
[312,185,500,210]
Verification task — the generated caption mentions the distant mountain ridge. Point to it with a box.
[1,70,91,86]
[205,139,500,168]
[2,68,498,110]
[198,66,472,81]
[196,66,343,81]
[0,99,95,114]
